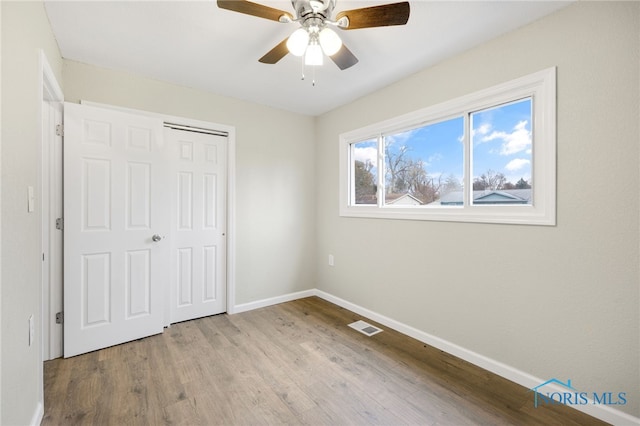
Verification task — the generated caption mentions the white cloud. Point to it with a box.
[505,158,530,172]
[476,123,492,135]
[386,127,420,145]
[481,120,531,155]
[353,146,377,166]
[471,123,492,143]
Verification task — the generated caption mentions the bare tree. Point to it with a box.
[399,159,428,193]
[384,144,445,203]
[473,169,507,190]
[442,174,462,194]
[354,160,376,203]
[384,144,410,193]
[412,173,443,204]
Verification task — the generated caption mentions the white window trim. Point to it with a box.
[339,67,556,226]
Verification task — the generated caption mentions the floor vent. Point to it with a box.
[348,320,383,336]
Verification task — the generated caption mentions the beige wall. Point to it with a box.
[316,1,639,417]
[62,60,317,307]
[1,2,63,424]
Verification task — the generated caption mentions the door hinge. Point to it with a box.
[55,217,63,230]
[55,124,64,137]
[55,312,64,324]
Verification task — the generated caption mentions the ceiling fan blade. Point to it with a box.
[330,44,358,70]
[217,0,293,22]
[259,38,289,64]
[336,2,410,30]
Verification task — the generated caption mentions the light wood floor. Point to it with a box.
[43,297,607,425]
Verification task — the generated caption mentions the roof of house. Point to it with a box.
[438,189,531,205]
[355,189,531,206]
[385,193,423,205]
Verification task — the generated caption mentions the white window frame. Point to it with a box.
[339,67,556,226]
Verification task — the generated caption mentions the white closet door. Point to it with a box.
[166,128,227,324]
[63,103,169,357]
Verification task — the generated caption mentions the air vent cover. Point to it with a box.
[348,320,383,336]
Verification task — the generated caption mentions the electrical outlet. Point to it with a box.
[328,254,334,267]
[28,315,34,346]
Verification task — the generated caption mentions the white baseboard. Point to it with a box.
[30,401,43,426]
[231,288,639,425]
[231,289,316,314]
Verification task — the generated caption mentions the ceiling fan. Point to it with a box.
[217,0,410,70]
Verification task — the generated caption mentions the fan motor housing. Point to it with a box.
[292,0,336,19]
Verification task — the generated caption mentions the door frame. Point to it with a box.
[79,101,236,325]
[39,50,64,364]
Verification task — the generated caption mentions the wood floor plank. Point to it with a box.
[43,297,609,425]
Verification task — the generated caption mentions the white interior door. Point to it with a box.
[63,103,169,357]
[165,128,227,324]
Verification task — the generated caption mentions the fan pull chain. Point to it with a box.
[298,58,319,87]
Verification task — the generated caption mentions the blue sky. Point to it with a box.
[353,98,532,187]
[471,98,532,185]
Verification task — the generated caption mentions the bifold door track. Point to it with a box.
[164,122,228,137]
[348,320,383,336]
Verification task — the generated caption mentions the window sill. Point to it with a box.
[339,204,555,226]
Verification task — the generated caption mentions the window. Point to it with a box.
[383,117,464,207]
[340,67,556,225]
[352,139,378,205]
[471,98,532,206]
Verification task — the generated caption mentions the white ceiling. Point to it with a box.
[44,0,571,116]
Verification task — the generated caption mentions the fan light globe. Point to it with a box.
[287,29,309,56]
[305,43,324,66]
[319,28,342,56]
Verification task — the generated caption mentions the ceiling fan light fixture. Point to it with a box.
[305,42,324,66]
[217,0,410,72]
[287,28,309,56]
[318,27,342,56]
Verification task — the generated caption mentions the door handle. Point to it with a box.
[152,234,162,242]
